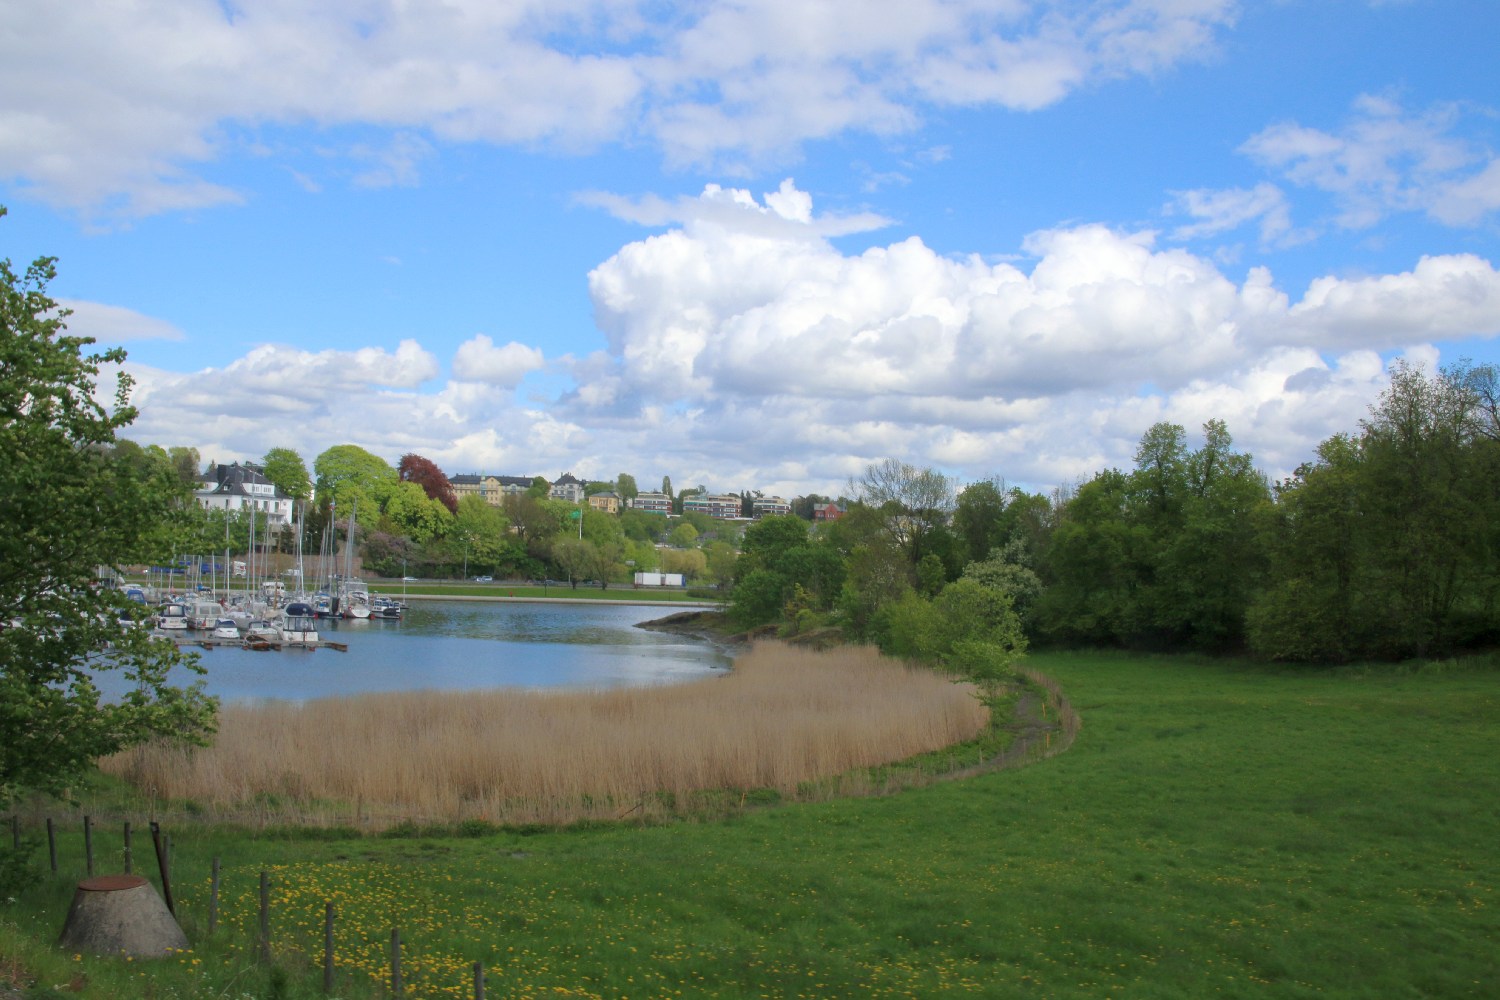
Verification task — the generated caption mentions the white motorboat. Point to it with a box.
[244,619,280,643]
[211,618,241,640]
[156,602,189,630]
[280,602,320,647]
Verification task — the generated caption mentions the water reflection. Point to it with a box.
[134,600,730,704]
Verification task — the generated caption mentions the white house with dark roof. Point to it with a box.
[549,472,586,503]
[195,462,295,527]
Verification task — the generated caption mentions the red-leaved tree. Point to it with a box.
[398,453,459,514]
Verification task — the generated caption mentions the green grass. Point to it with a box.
[4,651,1496,998]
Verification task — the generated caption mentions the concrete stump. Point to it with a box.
[57,874,188,957]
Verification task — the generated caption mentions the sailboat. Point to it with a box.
[337,500,371,618]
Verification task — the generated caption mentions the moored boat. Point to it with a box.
[371,595,404,619]
[244,619,279,642]
[156,602,189,630]
[281,601,320,647]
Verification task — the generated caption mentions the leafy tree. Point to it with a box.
[661,475,673,500]
[398,453,458,514]
[624,538,660,574]
[383,480,454,543]
[963,544,1044,623]
[1251,362,1500,660]
[660,547,707,580]
[668,522,700,548]
[953,477,1009,564]
[1155,420,1270,650]
[678,510,715,535]
[550,536,597,588]
[729,569,788,627]
[1031,469,1146,646]
[620,508,665,543]
[262,446,312,501]
[167,446,201,487]
[448,495,519,575]
[775,543,846,611]
[0,211,217,801]
[616,473,639,501]
[876,578,1026,679]
[739,515,809,571]
[314,444,397,529]
[1247,436,1363,662]
[504,494,562,555]
[849,458,956,566]
[701,540,737,584]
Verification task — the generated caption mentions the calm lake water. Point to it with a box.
[138,600,731,704]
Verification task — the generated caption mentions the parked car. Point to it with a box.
[402,576,419,582]
[473,575,493,583]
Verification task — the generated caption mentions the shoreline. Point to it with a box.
[387,592,723,609]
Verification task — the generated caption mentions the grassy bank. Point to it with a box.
[4,651,1497,998]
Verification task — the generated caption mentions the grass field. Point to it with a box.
[3,650,1496,998]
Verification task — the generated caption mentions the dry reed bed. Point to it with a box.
[105,641,989,827]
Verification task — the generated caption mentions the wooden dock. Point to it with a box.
[170,637,348,652]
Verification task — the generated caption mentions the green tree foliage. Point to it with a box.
[314,444,397,528]
[0,212,217,800]
[728,515,815,627]
[503,494,562,558]
[963,544,1044,624]
[660,547,707,580]
[615,473,638,501]
[262,446,312,501]
[448,495,519,574]
[167,445,201,487]
[849,458,957,567]
[1031,469,1143,645]
[550,536,597,588]
[1250,361,1500,660]
[668,522,700,548]
[953,477,1009,564]
[620,508,665,543]
[701,540,737,584]
[383,480,454,543]
[1034,421,1270,651]
[877,579,1027,679]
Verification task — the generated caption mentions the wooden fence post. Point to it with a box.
[474,961,485,1000]
[46,818,56,873]
[9,816,17,851]
[83,816,94,877]
[149,822,175,917]
[123,821,133,875]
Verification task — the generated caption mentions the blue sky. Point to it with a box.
[3,0,1498,499]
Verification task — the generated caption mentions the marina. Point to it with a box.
[108,598,731,704]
